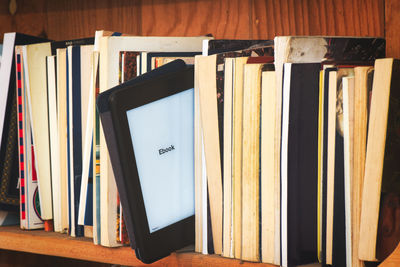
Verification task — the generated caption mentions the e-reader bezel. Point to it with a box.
[108,67,195,263]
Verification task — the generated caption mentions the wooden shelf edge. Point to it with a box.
[0,226,277,266]
[2,225,397,266]
[0,226,141,266]
[379,243,400,267]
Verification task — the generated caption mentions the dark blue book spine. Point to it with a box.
[72,46,84,237]
[84,140,93,226]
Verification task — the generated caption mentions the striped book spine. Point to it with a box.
[16,52,26,224]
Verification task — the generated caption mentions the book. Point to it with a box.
[87,30,123,245]
[23,42,54,221]
[203,39,274,56]
[194,55,208,254]
[20,37,94,226]
[319,66,336,265]
[342,75,355,267]
[198,40,274,256]
[46,55,61,231]
[331,68,354,267]
[196,55,223,255]
[241,63,264,262]
[232,56,248,259]
[281,63,320,267]
[260,70,280,265]
[56,48,69,233]
[359,58,400,261]
[116,50,141,244]
[325,70,338,265]
[274,37,385,265]
[144,52,199,73]
[351,66,373,267]
[222,57,234,258]
[16,45,44,230]
[76,45,94,228]
[0,33,48,212]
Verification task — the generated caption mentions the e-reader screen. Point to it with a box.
[126,88,194,233]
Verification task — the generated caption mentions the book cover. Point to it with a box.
[204,39,274,56]
[56,48,69,233]
[67,45,84,237]
[16,46,44,229]
[360,58,400,262]
[281,63,320,267]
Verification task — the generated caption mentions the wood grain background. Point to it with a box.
[0,0,398,56]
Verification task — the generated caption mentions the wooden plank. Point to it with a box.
[380,243,400,267]
[46,0,141,40]
[14,0,48,39]
[0,226,277,267]
[0,226,142,266]
[385,0,400,58]
[140,0,251,39]
[251,0,384,39]
[0,249,109,267]
[0,3,15,40]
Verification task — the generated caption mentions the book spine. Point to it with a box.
[16,52,26,225]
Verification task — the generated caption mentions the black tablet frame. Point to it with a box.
[108,67,195,263]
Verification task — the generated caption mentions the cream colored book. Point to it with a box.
[196,55,223,255]
[261,71,280,265]
[47,55,61,232]
[56,48,69,233]
[23,42,53,220]
[194,54,203,253]
[222,58,234,258]
[343,76,355,267]
[232,56,248,259]
[241,63,263,262]
[99,35,211,247]
[325,70,337,265]
[352,67,373,267]
[359,58,400,261]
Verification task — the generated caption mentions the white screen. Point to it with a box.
[126,88,194,233]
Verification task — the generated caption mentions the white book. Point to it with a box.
[77,45,94,226]
[280,63,292,267]
[0,33,16,147]
[67,46,76,236]
[56,48,69,233]
[343,76,355,267]
[23,42,54,221]
[20,45,45,229]
[47,55,61,231]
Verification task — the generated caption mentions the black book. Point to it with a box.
[281,63,320,267]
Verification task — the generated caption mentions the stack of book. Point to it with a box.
[195,36,400,267]
[0,31,210,247]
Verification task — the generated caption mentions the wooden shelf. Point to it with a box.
[0,226,397,266]
[0,226,278,266]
